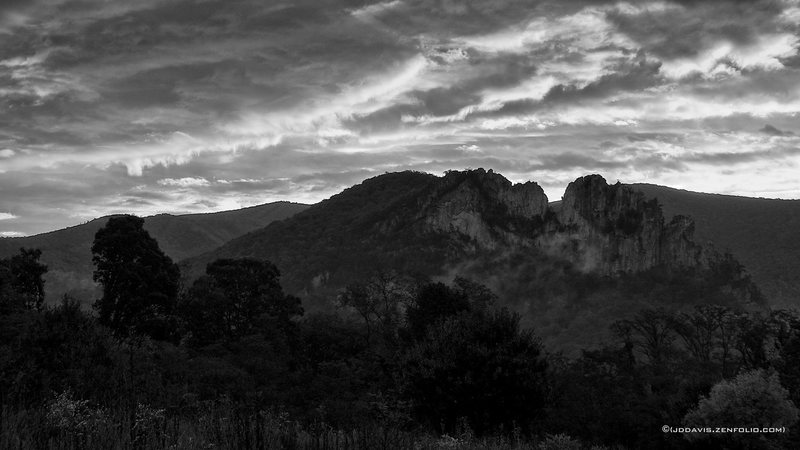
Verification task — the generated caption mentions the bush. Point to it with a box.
[45,391,108,436]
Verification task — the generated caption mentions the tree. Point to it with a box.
[337,270,413,344]
[398,278,543,434]
[612,308,676,365]
[4,296,122,407]
[404,280,471,340]
[179,258,303,345]
[400,306,547,435]
[0,247,48,312]
[683,369,798,449]
[92,215,179,339]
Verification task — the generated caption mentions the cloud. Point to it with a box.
[157,177,211,187]
[0,212,17,220]
[2,0,800,235]
[351,0,405,19]
[760,124,796,136]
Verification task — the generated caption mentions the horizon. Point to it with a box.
[3,169,799,238]
[1,0,799,236]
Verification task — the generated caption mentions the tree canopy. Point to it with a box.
[399,279,546,434]
[684,369,798,448]
[179,258,303,345]
[91,215,179,339]
[0,247,48,313]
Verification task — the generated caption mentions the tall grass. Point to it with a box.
[1,392,621,450]
[1,403,560,450]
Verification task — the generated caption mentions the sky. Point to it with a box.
[1,0,799,236]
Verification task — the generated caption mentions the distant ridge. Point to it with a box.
[0,201,310,303]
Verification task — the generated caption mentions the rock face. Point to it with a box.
[554,175,706,274]
[417,169,549,248]
[410,170,712,275]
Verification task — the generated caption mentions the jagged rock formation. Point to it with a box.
[552,174,708,275]
[187,169,749,299]
[397,170,709,275]
[416,169,548,249]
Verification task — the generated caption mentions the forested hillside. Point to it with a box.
[0,202,308,303]
[185,170,764,354]
[632,184,800,307]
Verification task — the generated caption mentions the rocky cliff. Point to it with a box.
[552,174,708,275]
[415,169,548,249]
[402,170,711,276]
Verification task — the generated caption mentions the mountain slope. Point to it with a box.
[0,201,309,302]
[631,184,800,307]
[182,171,449,291]
[188,171,732,294]
[185,170,760,353]
[183,170,555,293]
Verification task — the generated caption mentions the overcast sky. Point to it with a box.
[1,0,799,236]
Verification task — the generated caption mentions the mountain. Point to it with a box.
[630,184,800,307]
[185,170,760,353]
[0,201,309,303]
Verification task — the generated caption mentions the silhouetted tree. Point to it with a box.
[400,306,546,435]
[672,306,722,365]
[179,258,302,345]
[613,308,676,365]
[545,346,646,448]
[92,215,179,340]
[404,281,471,340]
[337,270,413,344]
[0,247,47,312]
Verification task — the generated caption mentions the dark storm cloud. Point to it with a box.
[532,152,628,170]
[684,145,800,164]
[541,54,662,102]
[626,133,686,144]
[606,0,787,60]
[473,52,663,119]
[363,54,538,120]
[686,70,800,101]
[343,104,419,134]
[219,179,290,193]
[121,198,157,207]
[126,190,173,201]
[102,63,216,108]
[760,124,796,136]
[781,53,800,67]
[377,0,544,36]
[699,113,798,133]
[0,0,28,11]
[0,0,30,25]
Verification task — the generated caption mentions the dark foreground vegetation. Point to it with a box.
[2,215,800,449]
